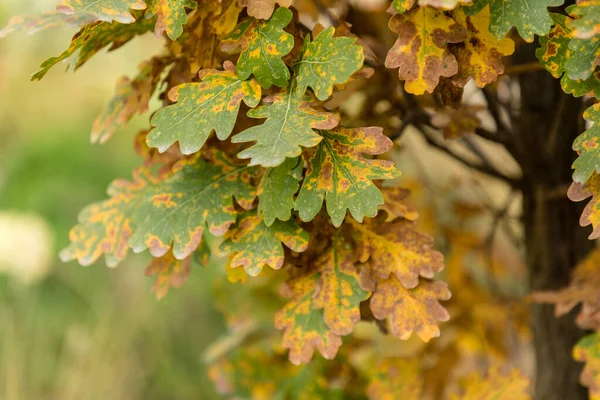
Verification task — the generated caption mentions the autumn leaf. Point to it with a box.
[465,0,563,42]
[574,333,600,400]
[450,7,515,88]
[532,248,600,330]
[568,173,600,239]
[146,0,197,40]
[57,0,147,24]
[239,0,292,20]
[537,13,600,99]
[221,7,294,88]
[450,368,531,399]
[294,127,400,228]
[0,12,96,38]
[573,104,600,184]
[367,358,423,400]
[394,0,473,13]
[147,61,261,154]
[431,105,485,139]
[275,232,370,364]
[258,157,303,226]
[568,0,600,39]
[386,7,467,95]
[219,211,309,277]
[294,27,364,101]
[350,218,445,289]
[145,249,197,299]
[564,3,600,81]
[379,186,420,222]
[32,18,155,80]
[232,88,339,167]
[369,276,451,341]
[60,152,257,267]
[92,57,169,144]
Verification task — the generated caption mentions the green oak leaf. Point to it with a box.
[219,211,309,277]
[565,3,600,81]
[258,157,303,226]
[146,0,197,40]
[295,127,400,228]
[60,151,258,267]
[573,333,600,399]
[147,61,261,154]
[573,103,600,184]
[295,27,364,101]
[0,12,96,38]
[232,88,340,168]
[57,0,147,24]
[536,13,600,99]
[32,18,155,80]
[465,0,564,42]
[220,7,294,88]
[568,0,600,39]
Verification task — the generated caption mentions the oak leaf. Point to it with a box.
[573,103,600,184]
[295,27,364,101]
[450,7,515,88]
[450,368,530,399]
[219,212,309,277]
[257,157,303,226]
[232,89,339,167]
[57,0,147,24]
[60,152,257,267]
[367,358,423,400]
[568,0,600,39]
[147,61,261,154]
[568,173,600,239]
[465,0,563,42]
[574,333,600,400]
[221,7,294,88]
[144,248,209,299]
[146,0,197,40]
[385,7,467,95]
[239,0,292,20]
[294,127,400,227]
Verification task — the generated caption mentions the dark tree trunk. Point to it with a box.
[516,40,593,400]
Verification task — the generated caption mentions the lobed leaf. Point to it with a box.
[146,0,197,40]
[574,333,600,400]
[239,0,292,20]
[32,17,155,80]
[258,157,303,226]
[60,152,257,267]
[145,249,199,299]
[537,13,600,99]
[392,0,472,14]
[573,103,600,184]
[569,0,600,39]
[385,6,467,95]
[233,89,339,167]
[57,0,147,24]
[465,0,564,42]
[147,61,261,154]
[221,7,294,88]
[0,12,96,38]
[568,173,600,239]
[450,7,514,88]
[295,127,400,227]
[350,218,445,289]
[219,211,309,277]
[295,27,364,101]
[565,10,600,81]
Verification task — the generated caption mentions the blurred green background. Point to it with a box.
[0,1,225,398]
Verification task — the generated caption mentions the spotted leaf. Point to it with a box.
[275,232,369,364]
[239,0,292,19]
[369,276,451,341]
[393,0,472,13]
[465,0,563,42]
[92,57,169,144]
[569,0,600,39]
[147,61,261,154]
[574,333,600,400]
[60,152,257,267]
[573,103,600,184]
[568,173,600,240]
[385,7,467,95]
[294,127,400,228]
[146,0,197,40]
[232,89,339,167]
[295,27,364,101]
[145,249,199,299]
[450,7,515,88]
[537,13,600,99]
[57,0,147,24]
[349,218,444,290]
[219,211,309,277]
[221,7,294,88]
[32,17,155,80]
[0,12,96,38]
[258,157,303,226]
[565,3,600,81]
